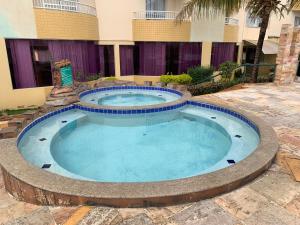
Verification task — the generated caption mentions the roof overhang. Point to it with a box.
[244,40,279,55]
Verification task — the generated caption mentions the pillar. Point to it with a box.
[275,24,300,85]
[113,44,121,77]
[201,42,212,67]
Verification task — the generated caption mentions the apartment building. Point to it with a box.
[0,0,297,109]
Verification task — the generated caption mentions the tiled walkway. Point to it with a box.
[1,83,300,225]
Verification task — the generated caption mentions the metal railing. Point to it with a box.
[225,17,239,25]
[32,0,97,16]
[133,11,181,20]
[194,63,276,84]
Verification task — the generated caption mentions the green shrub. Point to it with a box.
[188,79,240,96]
[160,74,192,85]
[86,73,101,82]
[219,61,239,80]
[187,66,214,84]
[234,68,244,79]
[160,75,175,84]
[105,77,117,81]
[174,74,192,84]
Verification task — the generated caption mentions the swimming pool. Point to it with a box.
[0,87,278,207]
[79,86,182,107]
[18,105,259,182]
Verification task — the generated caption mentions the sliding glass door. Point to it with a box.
[146,0,166,19]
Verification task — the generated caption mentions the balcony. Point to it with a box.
[224,17,239,42]
[32,0,99,40]
[225,17,239,25]
[132,11,191,42]
[32,0,97,16]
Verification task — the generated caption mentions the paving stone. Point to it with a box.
[145,207,174,224]
[118,208,146,221]
[280,134,300,148]
[249,171,300,206]
[0,121,8,129]
[242,203,300,225]
[166,203,192,214]
[78,207,122,225]
[285,195,300,217]
[286,157,300,181]
[49,206,78,225]
[169,200,238,225]
[0,126,18,139]
[4,207,55,225]
[215,187,269,220]
[22,110,38,120]
[119,213,154,225]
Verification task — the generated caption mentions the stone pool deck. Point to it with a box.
[0,83,299,225]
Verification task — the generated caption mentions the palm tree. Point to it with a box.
[177,0,300,82]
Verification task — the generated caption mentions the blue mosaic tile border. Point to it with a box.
[17,100,259,145]
[73,102,187,115]
[187,101,259,134]
[79,86,183,99]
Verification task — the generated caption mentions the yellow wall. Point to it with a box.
[0,38,52,110]
[34,9,99,40]
[133,20,191,42]
[118,76,161,85]
[224,25,239,42]
[96,0,145,41]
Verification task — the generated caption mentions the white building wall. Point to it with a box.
[96,0,145,41]
[0,0,37,38]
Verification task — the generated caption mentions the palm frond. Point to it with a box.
[176,0,245,21]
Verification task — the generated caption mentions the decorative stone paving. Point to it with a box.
[0,83,300,224]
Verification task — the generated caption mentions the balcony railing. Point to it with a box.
[32,0,97,16]
[225,17,239,25]
[133,11,180,20]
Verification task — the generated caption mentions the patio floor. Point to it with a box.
[1,83,300,225]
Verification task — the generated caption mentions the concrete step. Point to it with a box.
[22,110,38,120]
[0,126,18,139]
[8,117,27,129]
[50,91,77,98]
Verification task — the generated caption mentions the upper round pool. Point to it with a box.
[79,86,182,107]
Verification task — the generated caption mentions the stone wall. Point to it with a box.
[275,24,300,85]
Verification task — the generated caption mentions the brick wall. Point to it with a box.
[275,24,300,85]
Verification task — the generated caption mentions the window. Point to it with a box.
[246,12,262,28]
[295,16,300,27]
[146,0,165,11]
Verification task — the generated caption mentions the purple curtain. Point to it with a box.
[8,40,36,89]
[48,40,99,81]
[178,43,202,74]
[120,46,134,76]
[211,43,237,69]
[138,42,166,75]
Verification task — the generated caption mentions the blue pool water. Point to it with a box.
[80,89,180,106]
[18,106,260,183]
[98,93,165,106]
